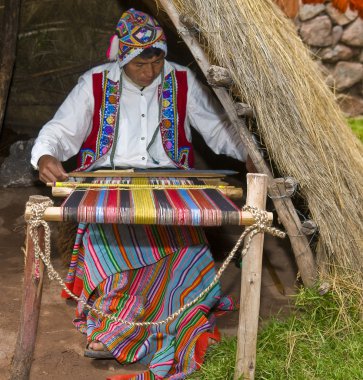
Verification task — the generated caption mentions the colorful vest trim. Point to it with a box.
[77,68,194,171]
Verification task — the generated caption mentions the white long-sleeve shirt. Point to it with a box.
[31,60,247,169]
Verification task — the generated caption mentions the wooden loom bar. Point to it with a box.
[157,0,316,287]
[234,174,268,380]
[67,169,238,178]
[50,185,243,200]
[10,196,48,380]
[24,205,272,225]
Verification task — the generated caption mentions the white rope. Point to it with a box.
[27,201,285,327]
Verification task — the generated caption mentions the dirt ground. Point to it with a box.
[0,185,298,380]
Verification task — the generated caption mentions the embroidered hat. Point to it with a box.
[107,8,167,67]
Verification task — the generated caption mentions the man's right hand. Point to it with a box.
[38,155,68,184]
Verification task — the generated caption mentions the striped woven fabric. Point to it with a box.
[64,223,228,379]
[61,185,242,226]
[64,224,207,296]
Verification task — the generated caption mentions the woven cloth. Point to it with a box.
[63,224,232,379]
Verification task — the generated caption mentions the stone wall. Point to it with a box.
[297,2,363,116]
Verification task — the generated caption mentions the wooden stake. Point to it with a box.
[156,0,316,287]
[234,173,268,380]
[10,195,50,380]
[268,179,316,286]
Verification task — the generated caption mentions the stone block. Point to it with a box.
[336,94,363,117]
[300,15,333,47]
[341,18,363,47]
[299,4,325,21]
[326,3,358,26]
[0,139,38,187]
[333,61,363,91]
[332,25,343,46]
[319,44,354,62]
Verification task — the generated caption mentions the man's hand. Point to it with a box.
[38,155,68,184]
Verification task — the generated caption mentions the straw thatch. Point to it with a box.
[157,0,363,285]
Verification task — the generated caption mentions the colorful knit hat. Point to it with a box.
[107,8,167,67]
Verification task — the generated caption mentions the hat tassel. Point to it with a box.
[107,35,119,61]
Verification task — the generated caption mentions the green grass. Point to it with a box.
[188,284,363,380]
[347,117,363,142]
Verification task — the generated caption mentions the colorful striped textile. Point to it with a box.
[64,223,231,379]
[64,224,207,295]
[60,177,242,226]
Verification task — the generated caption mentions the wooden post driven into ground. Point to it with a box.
[10,196,49,380]
[157,0,316,287]
[0,0,22,133]
[234,174,268,380]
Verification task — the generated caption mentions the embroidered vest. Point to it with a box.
[76,69,194,171]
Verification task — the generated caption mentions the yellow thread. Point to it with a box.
[132,189,155,224]
[54,182,226,190]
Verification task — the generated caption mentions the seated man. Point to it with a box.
[31,8,248,379]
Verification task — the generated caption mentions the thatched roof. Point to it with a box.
[155,0,363,285]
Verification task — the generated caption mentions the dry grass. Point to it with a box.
[159,0,363,285]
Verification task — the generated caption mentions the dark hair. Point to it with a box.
[139,47,165,59]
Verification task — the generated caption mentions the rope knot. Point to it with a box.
[26,199,54,279]
[238,205,286,259]
[26,199,54,228]
[242,205,286,238]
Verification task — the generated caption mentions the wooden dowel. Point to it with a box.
[52,186,73,197]
[234,173,268,380]
[235,102,254,118]
[24,205,272,225]
[207,65,233,87]
[301,220,318,236]
[50,185,243,200]
[67,169,238,178]
[10,195,50,380]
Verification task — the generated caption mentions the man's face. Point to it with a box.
[124,53,165,87]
